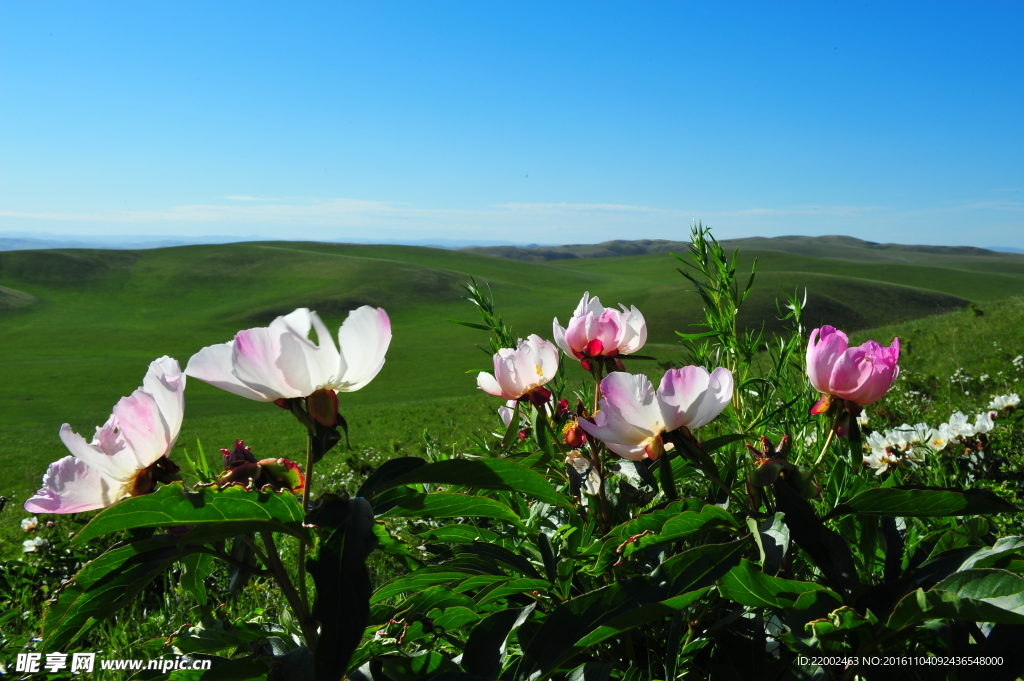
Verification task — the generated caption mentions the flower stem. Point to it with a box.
[810,413,840,477]
[260,531,318,650]
[298,434,312,609]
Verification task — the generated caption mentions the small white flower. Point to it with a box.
[974,411,995,434]
[23,537,48,553]
[856,412,869,427]
[947,412,976,439]
[988,394,1020,411]
[20,516,38,532]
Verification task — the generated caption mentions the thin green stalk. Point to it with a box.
[298,434,312,609]
[260,531,318,650]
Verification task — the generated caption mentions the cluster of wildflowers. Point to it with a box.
[860,395,1019,475]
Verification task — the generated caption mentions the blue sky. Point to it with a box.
[1,2,1021,246]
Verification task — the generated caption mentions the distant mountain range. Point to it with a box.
[462,235,1024,263]
[0,233,553,251]
[0,232,1021,258]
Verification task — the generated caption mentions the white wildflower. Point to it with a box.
[989,394,1020,411]
[947,412,976,439]
[23,537,48,553]
[20,516,38,532]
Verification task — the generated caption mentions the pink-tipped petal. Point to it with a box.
[604,440,649,461]
[806,326,849,394]
[657,366,711,432]
[477,372,508,398]
[186,342,273,401]
[59,423,133,481]
[552,319,572,357]
[141,357,185,448]
[24,456,122,514]
[231,326,302,400]
[618,305,648,355]
[688,367,734,429]
[564,315,591,355]
[599,372,664,438]
[112,390,170,469]
[335,307,392,392]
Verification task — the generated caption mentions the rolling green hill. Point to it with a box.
[2,237,1024,551]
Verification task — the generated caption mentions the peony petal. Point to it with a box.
[334,307,392,392]
[605,440,649,461]
[231,325,303,399]
[141,357,185,450]
[112,390,170,469]
[493,348,523,397]
[552,320,572,357]
[806,326,849,394]
[477,372,509,398]
[186,342,274,401]
[599,372,664,438]
[617,305,648,355]
[657,366,711,432]
[24,456,123,514]
[59,423,135,481]
[688,367,734,429]
[276,309,341,394]
[533,335,560,382]
[564,315,591,355]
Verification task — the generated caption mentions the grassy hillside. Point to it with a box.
[2,238,1024,555]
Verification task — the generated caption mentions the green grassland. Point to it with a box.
[2,237,1024,555]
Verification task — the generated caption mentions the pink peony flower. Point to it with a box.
[552,293,646,367]
[807,326,900,409]
[578,366,733,461]
[477,335,559,406]
[25,357,185,514]
[185,307,391,402]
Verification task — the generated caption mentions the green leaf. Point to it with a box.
[700,433,747,454]
[960,537,1024,571]
[357,457,428,500]
[378,652,461,681]
[374,458,572,510]
[416,524,501,545]
[180,552,215,605]
[306,496,377,681]
[622,505,739,560]
[887,569,1024,631]
[517,540,746,678]
[75,482,307,544]
[373,572,472,604]
[574,588,710,649]
[462,604,535,679]
[399,586,477,615]
[475,579,549,605]
[427,606,480,631]
[826,486,1019,519]
[42,536,195,650]
[717,559,843,612]
[746,512,789,576]
[378,493,525,529]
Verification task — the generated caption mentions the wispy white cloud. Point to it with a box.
[222,195,281,202]
[1,197,1020,246]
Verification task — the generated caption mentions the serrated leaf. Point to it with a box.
[75,482,307,544]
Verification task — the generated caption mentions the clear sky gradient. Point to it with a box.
[1,2,1021,246]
